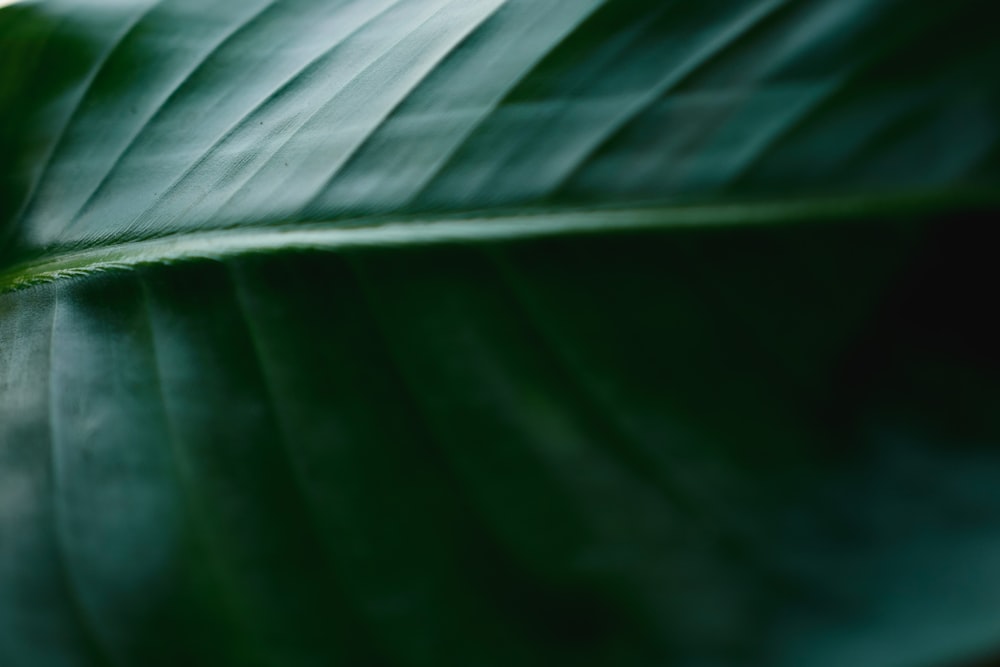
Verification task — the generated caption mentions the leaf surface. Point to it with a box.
[1,1,999,666]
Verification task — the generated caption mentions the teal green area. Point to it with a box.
[1,1,999,666]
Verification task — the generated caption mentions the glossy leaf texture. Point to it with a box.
[1,1,1000,666]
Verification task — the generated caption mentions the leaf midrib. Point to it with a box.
[1,187,995,294]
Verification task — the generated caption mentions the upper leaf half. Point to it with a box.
[1,0,999,273]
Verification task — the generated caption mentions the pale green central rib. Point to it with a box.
[1,189,995,294]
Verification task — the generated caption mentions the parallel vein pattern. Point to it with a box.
[3,3,1000,667]
[5,220,1000,666]
[1,0,998,262]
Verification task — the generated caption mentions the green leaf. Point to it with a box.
[1,1,998,666]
